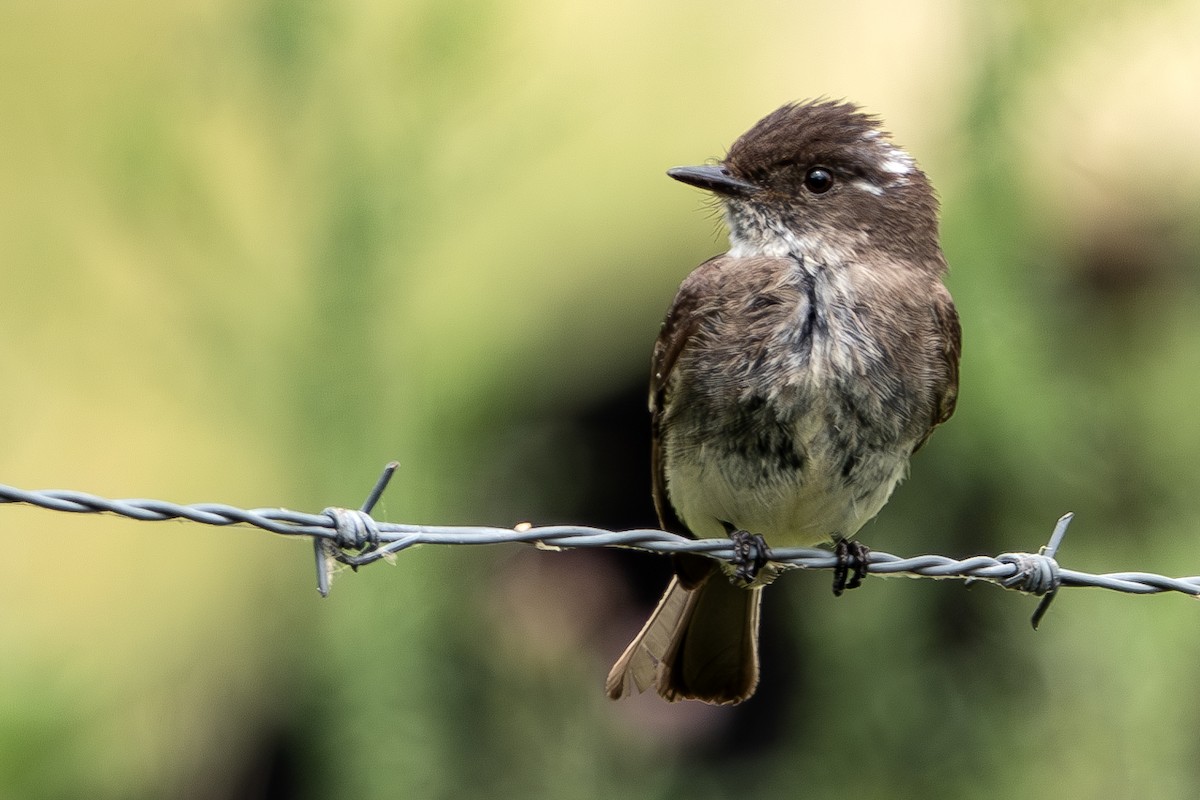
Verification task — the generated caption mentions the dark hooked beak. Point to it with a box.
[667,165,759,197]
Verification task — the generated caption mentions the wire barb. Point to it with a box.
[988,513,1074,628]
[313,461,398,597]
[2,470,1199,610]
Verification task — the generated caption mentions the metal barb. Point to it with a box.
[1030,512,1074,629]
[1042,512,1074,560]
[361,461,399,515]
[313,462,399,597]
[314,538,331,598]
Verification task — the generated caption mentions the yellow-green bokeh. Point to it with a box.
[2,0,1200,798]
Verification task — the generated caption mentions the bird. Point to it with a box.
[606,100,961,705]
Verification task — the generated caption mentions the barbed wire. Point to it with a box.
[2,462,1198,626]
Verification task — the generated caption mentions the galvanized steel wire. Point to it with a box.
[2,462,1198,622]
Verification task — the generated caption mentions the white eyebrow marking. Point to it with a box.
[852,179,884,196]
[879,145,915,175]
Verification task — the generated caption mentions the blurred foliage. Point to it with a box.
[1,0,1200,798]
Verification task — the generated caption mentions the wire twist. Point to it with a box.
[3,463,1199,627]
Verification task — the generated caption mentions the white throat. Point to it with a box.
[725,207,856,267]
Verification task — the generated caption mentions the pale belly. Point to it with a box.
[665,439,909,548]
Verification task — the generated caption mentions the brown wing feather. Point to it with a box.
[651,258,732,588]
[932,284,961,426]
[649,264,710,535]
[914,283,961,452]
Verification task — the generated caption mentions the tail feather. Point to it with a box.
[606,574,762,705]
[606,575,698,699]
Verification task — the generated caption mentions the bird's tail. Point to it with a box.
[606,573,762,705]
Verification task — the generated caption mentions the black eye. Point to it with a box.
[803,167,834,194]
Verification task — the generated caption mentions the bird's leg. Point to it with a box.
[722,521,770,584]
[832,539,871,596]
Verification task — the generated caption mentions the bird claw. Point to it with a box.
[728,528,770,584]
[833,539,870,596]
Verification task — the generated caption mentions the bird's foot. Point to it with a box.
[832,539,871,596]
[726,526,770,584]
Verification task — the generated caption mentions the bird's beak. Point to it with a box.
[667,165,759,197]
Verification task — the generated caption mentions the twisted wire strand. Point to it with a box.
[2,479,1199,603]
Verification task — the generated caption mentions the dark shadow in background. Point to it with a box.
[497,378,805,762]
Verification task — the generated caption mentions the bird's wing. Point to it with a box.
[913,283,961,453]
[932,283,961,427]
[650,266,710,536]
[650,256,734,588]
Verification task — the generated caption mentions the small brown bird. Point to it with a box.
[606,100,961,705]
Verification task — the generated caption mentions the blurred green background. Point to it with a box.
[2,0,1200,797]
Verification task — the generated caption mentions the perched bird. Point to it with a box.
[606,100,961,705]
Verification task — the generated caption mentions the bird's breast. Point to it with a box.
[661,258,930,546]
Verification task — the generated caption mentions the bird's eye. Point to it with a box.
[803,167,834,194]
